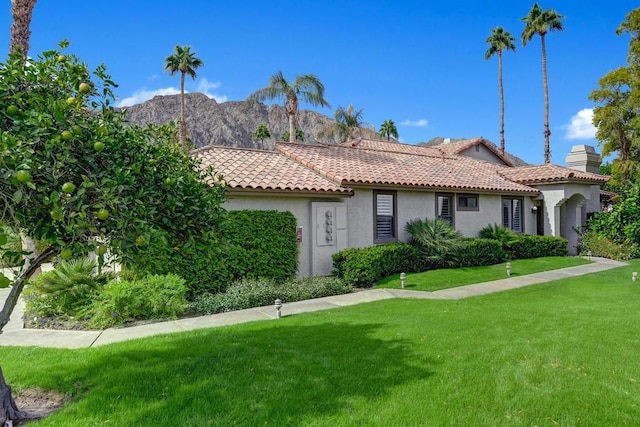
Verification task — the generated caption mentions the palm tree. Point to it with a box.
[253,123,271,147]
[247,71,330,143]
[9,0,36,56]
[163,45,204,149]
[485,27,516,155]
[378,119,399,141]
[522,3,565,164]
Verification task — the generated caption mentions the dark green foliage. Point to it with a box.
[479,223,517,251]
[453,238,507,267]
[88,274,187,328]
[405,218,464,268]
[24,257,114,319]
[507,235,568,259]
[332,243,420,287]
[579,231,638,260]
[124,231,232,298]
[222,210,298,282]
[589,182,640,246]
[193,276,352,314]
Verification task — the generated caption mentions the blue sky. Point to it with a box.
[1,1,636,165]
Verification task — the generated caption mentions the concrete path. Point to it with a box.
[0,257,627,349]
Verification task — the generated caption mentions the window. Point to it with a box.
[436,194,454,226]
[457,194,479,211]
[374,191,397,243]
[503,197,523,233]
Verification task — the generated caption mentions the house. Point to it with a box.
[194,138,607,276]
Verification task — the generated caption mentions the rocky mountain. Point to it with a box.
[122,92,378,150]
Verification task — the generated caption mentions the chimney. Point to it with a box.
[565,145,601,174]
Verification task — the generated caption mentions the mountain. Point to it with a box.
[122,92,378,149]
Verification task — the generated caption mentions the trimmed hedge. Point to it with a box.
[507,235,568,259]
[453,238,507,267]
[332,242,420,287]
[222,210,298,282]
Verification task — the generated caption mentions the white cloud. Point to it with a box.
[117,87,181,107]
[117,78,228,107]
[196,78,228,103]
[564,108,597,140]
[400,119,428,127]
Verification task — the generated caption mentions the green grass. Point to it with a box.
[3,259,640,425]
[376,256,593,291]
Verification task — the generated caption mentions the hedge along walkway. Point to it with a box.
[0,257,626,349]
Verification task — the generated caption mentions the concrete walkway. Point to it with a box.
[0,257,627,349]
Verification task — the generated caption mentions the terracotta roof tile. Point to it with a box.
[193,145,352,195]
[499,164,609,184]
[276,142,539,194]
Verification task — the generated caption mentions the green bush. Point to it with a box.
[193,276,352,315]
[507,235,568,259]
[24,257,114,319]
[88,274,187,328]
[579,231,638,260]
[332,242,420,287]
[479,223,517,251]
[405,218,463,268]
[453,238,507,267]
[222,210,298,281]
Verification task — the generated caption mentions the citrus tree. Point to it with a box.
[0,42,226,423]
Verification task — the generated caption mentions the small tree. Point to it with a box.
[0,43,225,423]
[253,122,271,147]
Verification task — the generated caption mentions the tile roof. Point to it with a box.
[276,142,539,194]
[193,145,352,195]
[498,164,609,185]
[340,138,447,157]
[430,137,515,166]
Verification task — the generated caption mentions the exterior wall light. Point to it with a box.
[531,206,538,214]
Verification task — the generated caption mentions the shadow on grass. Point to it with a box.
[29,320,436,425]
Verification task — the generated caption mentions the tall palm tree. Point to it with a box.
[378,119,399,141]
[247,71,330,143]
[522,3,565,164]
[485,27,516,155]
[334,104,366,142]
[9,0,36,56]
[163,45,204,149]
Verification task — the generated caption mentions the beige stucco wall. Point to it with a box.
[459,145,507,165]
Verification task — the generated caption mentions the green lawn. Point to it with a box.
[376,256,593,291]
[3,259,640,425]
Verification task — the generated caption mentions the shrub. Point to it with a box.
[193,276,352,315]
[222,210,298,281]
[24,257,114,319]
[507,235,568,259]
[332,242,420,287]
[405,218,463,268]
[479,223,517,251]
[579,231,638,260]
[453,238,507,267]
[88,274,187,328]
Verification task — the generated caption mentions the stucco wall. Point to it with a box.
[459,145,507,165]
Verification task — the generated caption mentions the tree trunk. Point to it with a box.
[0,247,55,426]
[9,0,36,57]
[179,71,187,150]
[285,94,298,143]
[541,34,551,163]
[498,50,505,155]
